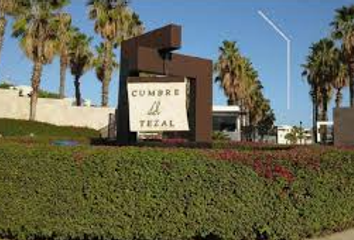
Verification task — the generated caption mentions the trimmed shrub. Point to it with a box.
[0,119,99,139]
[0,143,354,240]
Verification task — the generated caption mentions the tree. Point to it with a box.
[285,128,298,145]
[242,59,269,139]
[12,0,69,120]
[294,125,305,145]
[302,54,321,144]
[87,0,143,107]
[93,43,119,106]
[214,41,248,139]
[68,30,93,106]
[0,0,26,66]
[332,51,349,108]
[215,41,275,141]
[257,106,276,141]
[214,40,246,106]
[303,38,338,143]
[54,12,72,99]
[331,5,354,107]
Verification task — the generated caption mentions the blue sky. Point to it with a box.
[1,0,353,127]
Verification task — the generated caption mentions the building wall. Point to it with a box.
[277,127,291,145]
[333,108,354,146]
[277,125,313,145]
[212,111,241,142]
[0,89,115,130]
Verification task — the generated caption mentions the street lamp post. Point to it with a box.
[258,10,292,110]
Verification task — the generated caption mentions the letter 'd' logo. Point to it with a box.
[147,101,161,116]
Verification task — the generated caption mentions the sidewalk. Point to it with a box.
[309,229,354,240]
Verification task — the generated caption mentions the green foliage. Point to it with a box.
[214,40,276,140]
[38,89,60,99]
[0,84,59,98]
[257,108,276,138]
[212,131,230,141]
[285,128,299,145]
[0,142,354,240]
[284,126,307,145]
[0,82,14,89]
[0,118,98,138]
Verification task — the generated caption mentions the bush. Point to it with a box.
[0,118,99,139]
[213,141,294,151]
[1,143,354,240]
[0,82,14,89]
[212,131,230,141]
[38,89,60,99]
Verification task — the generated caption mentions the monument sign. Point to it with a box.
[116,24,212,144]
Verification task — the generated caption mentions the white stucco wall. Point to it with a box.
[0,89,115,130]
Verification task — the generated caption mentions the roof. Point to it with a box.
[212,105,241,113]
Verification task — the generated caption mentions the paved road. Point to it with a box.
[309,229,354,240]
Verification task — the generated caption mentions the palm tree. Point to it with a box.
[302,55,321,143]
[68,30,93,106]
[0,0,26,65]
[331,5,354,107]
[214,40,245,106]
[214,41,249,139]
[242,59,262,126]
[54,12,72,99]
[12,0,69,120]
[87,0,143,107]
[303,38,338,143]
[93,43,119,106]
[332,51,349,108]
[215,41,275,141]
[314,39,337,124]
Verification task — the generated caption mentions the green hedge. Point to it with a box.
[0,119,99,139]
[0,143,354,240]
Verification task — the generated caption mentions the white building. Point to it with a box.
[277,125,312,145]
[212,105,242,141]
[317,121,334,144]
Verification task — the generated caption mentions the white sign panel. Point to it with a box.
[127,81,189,132]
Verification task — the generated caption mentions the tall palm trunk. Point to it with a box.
[312,89,318,144]
[102,78,110,106]
[335,88,343,108]
[74,75,81,106]
[0,12,7,66]
[29,60,43,121]
[102,40,113,107]
[59,50,68,99]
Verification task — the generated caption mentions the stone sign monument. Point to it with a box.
[116,24,212,144]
